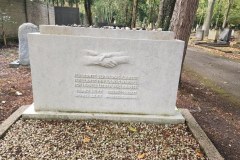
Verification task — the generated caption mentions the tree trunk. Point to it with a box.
[3,30,7,46]
[125,2,129,26]
[84,0,92,26]
[149,0,156,29]
[156,0,164,28]
[69,0,73,7]
[163,0,176,31]
[170,0,199,83]
[56,0,59,6]
[24,0,28,22]
[222,0,233,28]
[60,0,65,7]
[215,0,222,28]
[131,0,138,29]
[202,0,216,36]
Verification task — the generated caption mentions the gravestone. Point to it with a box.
[196,29,204,41]
[219,28,232,43]
[234,30,240,42]
[23,25,185,124]
[208,29,219,41]
[18,23,39,65]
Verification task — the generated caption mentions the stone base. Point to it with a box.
[22,105,185,124]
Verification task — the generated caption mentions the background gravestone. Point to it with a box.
[219,28,232,43]
[18,23,38,65]
[208,29,219,41]
[234,31,240,42]
[196,28,204,41]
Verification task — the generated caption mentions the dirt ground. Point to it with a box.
[0,47,240,160]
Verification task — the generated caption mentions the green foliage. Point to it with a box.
[228,0,240,27]
[92,0,161,28]
[196,0,240,28]
[0,11,16,46]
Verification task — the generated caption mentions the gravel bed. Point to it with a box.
[0,119,207,159]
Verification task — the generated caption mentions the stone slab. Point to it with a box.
[22,104,185,124]
[40,25,174,40]
[180,109,224,160]
[28,32,184,116]
[0,105,28,138]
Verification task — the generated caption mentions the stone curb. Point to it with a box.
[180,108,224,160]
[0,106,224,160]
[0,105,29,138]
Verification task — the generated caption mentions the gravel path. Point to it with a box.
[0,119,206,159]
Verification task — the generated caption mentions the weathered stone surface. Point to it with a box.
[196,29,204,41]
[208,29,219,41]
[18,23,38,65]
[27,27,185,122]
[234,30,240,42]
[219,28,231,42]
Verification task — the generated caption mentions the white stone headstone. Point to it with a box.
[196,29,204,41]
[208,29,219,41]
[18,23,38,65]
[23,26,185,123]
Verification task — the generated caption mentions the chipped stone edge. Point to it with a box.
[180,108,224,160]
[0,105,29,139]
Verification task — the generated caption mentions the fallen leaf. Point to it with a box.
[15,91,23,96]
[83,136,91,143]
[128,126,137,132]
[137,153,145,159]
[195,149,203,158]
[127,146,134,153]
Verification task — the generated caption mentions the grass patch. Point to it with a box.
[183,67,240,108]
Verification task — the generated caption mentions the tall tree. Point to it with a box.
[148,0,156,29]
[170,0,199,80]
[84,0,93,26]
[163,0,176,30]
[60,0,65,7]
[215,0,222,28]
[222,0,233,28]
[68,0,74,7]
[202,0,216,36]
[75,0,79,8]
[156,0,164,28]
[131,0,138,28]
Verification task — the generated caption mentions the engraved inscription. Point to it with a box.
[74,74,138,99]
